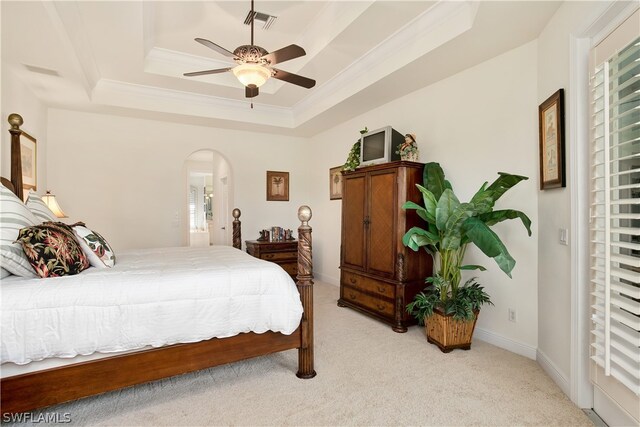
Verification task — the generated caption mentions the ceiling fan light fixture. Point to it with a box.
[232,63,271,88]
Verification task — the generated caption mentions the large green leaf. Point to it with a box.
[402,227,438,251]
[415,184,437,223]
[460,264,487,271]
[486,173,528,203]
[442,202,474,250]
[478,209,532,236]
[423,162,447,200]
[402,201,429,222]
[435,189,460,231]
[469,182,494,214]
[462,217,516,277]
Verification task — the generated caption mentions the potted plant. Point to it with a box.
[403,162,531,352]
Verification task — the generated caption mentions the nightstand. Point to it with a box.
[245,240,297,280]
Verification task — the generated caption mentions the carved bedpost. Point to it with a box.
[232,208,241,250]
[8,114,24,200]
[296,205,316,379]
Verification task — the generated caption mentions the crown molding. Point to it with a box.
[92,79,294,128]
[292,0,479,126]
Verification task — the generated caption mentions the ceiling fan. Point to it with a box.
[183,0,316,102]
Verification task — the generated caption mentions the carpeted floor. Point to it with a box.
[15,281,592,426]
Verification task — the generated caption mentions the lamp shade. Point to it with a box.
[41,191,67,218]
[232,63,271,88]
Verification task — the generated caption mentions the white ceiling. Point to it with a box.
[1,1,562,137]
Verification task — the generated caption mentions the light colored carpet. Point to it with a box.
[19,282,591,426]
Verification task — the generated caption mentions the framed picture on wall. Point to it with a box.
[20,131,37,191]
[266,171,289,201]
[329,166,343,200]
[538,89,565,189]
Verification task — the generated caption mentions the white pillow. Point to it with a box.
[0,184,39,277]
[1,267,11,279]
[72,224,116,268]
[25,191,58,222]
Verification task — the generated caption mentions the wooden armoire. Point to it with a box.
[338,161,433,332]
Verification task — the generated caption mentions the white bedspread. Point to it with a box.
[1,246,303,365]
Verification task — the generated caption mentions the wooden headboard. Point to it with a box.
[3,113,26,199]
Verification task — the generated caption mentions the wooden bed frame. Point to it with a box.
[0,114,315,415]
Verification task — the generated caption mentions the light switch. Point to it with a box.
[559,228,569,246]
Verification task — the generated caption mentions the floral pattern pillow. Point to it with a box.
[71,223,116,268]
[15,222,89,278]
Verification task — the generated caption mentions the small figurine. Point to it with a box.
[397,133,419,162]
[257,230,270,241]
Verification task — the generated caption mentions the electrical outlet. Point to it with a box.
[508,309,517,322]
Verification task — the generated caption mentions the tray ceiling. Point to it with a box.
[1,1,561,136]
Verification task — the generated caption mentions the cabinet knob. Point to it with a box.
[376,303,386,311]
[377,286,386,293]
[349,277,357,284]
[349,293,357,300]
[264,254,274,259]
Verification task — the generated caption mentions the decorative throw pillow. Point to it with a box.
[1,267,11,279]
[25,191,58,222]
[0,183,39,277]
[71,223,116,268]
[15,222,89,278]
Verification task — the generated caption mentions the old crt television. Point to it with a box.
[359,126,404,167]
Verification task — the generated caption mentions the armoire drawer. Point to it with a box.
[341,287,394,318]
[341,271,394,299]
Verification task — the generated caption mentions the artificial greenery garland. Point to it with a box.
[342,127,368,171]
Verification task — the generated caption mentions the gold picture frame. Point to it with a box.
[538,89,565,189]
[266,171,289,201]
[20,131,37,191]
[329,166,343,200]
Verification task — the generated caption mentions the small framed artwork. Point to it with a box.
[538,89,565,189]
[266,171,289,201]
[20,132,37,191]
[329,166,343,200]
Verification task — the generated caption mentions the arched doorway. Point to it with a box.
[183,150,233,247]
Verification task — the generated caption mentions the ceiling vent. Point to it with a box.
[244,10,277,30]
[23,64,60,77]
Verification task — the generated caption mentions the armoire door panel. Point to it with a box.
[367,171,396,276]
[342,175,366,269]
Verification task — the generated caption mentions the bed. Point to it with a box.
[0,113,316,415]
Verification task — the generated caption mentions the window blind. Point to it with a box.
[589,35,640,396]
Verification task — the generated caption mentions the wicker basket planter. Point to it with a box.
[424,308,479,353]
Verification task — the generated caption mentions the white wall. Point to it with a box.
[1,67,48,195]
[536,0,616,394]
[309,41,540,352]
[46,109,310,251]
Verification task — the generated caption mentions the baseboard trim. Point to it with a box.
[473,327,537,360]
[536,348,571,397]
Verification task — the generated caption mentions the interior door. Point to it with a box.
[366,169,397,278]
[342,174,366,270]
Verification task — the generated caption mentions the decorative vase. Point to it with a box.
[424,308,479,353]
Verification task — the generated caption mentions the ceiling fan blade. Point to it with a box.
[271,68,316,89]
[261,44,306,66]
[245,85,259,98]
[195,38,235,58]
[183,68,232,77]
